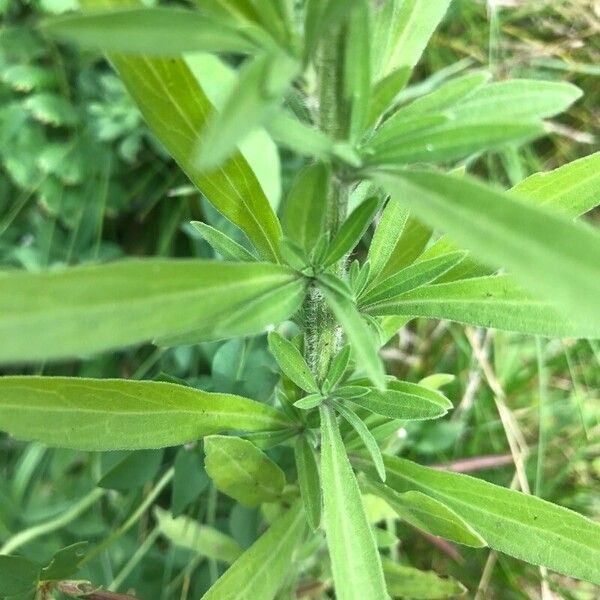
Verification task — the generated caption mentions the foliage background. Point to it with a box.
[0,0,598,598]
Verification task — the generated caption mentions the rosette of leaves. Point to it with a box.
[0,1,599,599]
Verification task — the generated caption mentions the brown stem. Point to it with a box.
[57,581,142,600]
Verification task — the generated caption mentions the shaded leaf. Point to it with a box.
[294,436,321,530]
[268,331,318,393]
[98,450,163,491]
[190,221,256,262]
[0,556,39,596]
[40,542,88,581]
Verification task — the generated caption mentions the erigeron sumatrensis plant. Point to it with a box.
[1,0,599,598]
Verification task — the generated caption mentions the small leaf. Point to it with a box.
[171,448,210,517]
[98,450,163,491]
[367,66,411,127]
[361,251,466,306]
[204,435,286,506]
[332,400,385,482]
[197,52,299,170]
[323,345,351,392]
[41,7,261,55]
[334,385,371,400]
[40,542,88,581]
[201,503,305,600]
[268,332,319,393]
[363,479,486,547]
[320,285,386,390]
[24,93,77,127]
[419,374,455,390]
[319,404,389,600]
[0,377,291,451]
[0,556,39,596]
[282,162,329,251]
[383,559,466,599]
[324,197,381,267]
[155,507,242,563]
[374,170,600,330]
[349,379,451,420]
[294,436,322,530]
[293,393,324,410]
[358,454,600,585]
[190,221,256,262]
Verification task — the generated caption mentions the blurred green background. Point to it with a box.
[0,1,598,598]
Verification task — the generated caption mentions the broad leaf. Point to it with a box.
[449,80,582,121]
[383,559,466,599]
[98,450,163,491]
[363,479,486,547]
[361,251,466,306]
[294,436,321,531]
[201,502,305,600]
[40,542,88,581]
[268,331,319,393]
[282,162,329,251]
[320,404,389,600]
[0,377,291,451]
[41,7,262,55]
[366,275,600,338]
[190,221,256,262]
[154,507,242,563]
[332,400,385,482]
[204,435,286,506]
[319,284,386,389]
[0,259,305,363]
[374,170,600,329]
[350,378,451,420]
[356,455,600,585]
[373,0,452,77]
[0,556,39,596]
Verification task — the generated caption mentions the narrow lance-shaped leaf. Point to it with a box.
[294,436,322,530]
[154,507,242,564]
[282,162,329,251]
[324,197,381,267]
[367,66,411,127]
[0,259,305,363]
[362,479,486,547]
[0,377,292,451]
[332,400,386,482]
[196,51,299,171]
[201,502,306,600]
[190,221,257,262]
[204,435,286,507]
[355,454,600,585]
[374,170,600,331]
[41,7,263,55]
[366,275,600,338]
[268,332,319,393]
[320,404,389,600]
[319,284,386,389]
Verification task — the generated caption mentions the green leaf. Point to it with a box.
[450,79,582,121]
[363,479,485,547]
[171,449,209,517]
[319,404,389,600]
[362,455,600,585]
[323,345,351,392]
[367,66,411,127]
[324,197,381,267]
[24,92,77,127]
[332,400,385,482]
[0,377,291,451]
[366,119,544,166]
[154,507,242,564]
[374,0,452,77]
[197,52,299,171]
[104,53,282,260]
[201,502,305,600]
[0,556,39,596]
[204,435,286,506]
[374,170,600,330]
[268,332,319,393]
[392,71,491,119]
[98,450,163,491]
[190,221,256,262]
[383,559,466,599]
[366,275,600,338]
[0,259,305,363]
[366,199,409,283]
[282,162,329,251]
[349,379,451,421]
[511,151,600,218]
[294,436,321,530]
[40,542,88,581]
[361,251,466,306]
[320,285,386,390]
[41,7,261,55]
[293,393,324,410]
